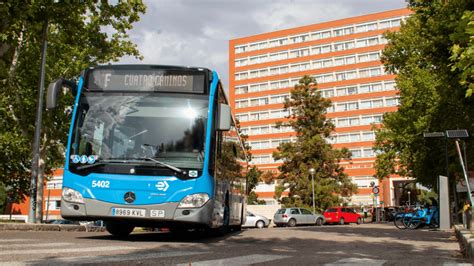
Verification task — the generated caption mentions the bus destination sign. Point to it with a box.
[86,68,205,93]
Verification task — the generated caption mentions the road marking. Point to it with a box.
[0,239,31,243]
[0,251,207,265]
[176,254,291,266]
[0,246,137,256]
[0,242,73,249]
[325,258,386,265]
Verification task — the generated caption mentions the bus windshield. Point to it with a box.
[69,92,208,172]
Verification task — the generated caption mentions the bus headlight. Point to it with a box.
[62,187,84,204]
[178,193,209,208]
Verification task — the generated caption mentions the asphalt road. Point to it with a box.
[0,223,469,265]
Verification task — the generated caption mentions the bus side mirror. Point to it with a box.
[47,78,77,109]
[217,103,231,131]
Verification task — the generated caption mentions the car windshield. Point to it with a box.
[277,209,286,214]
[325,208,337,213]
[69,92,208,172]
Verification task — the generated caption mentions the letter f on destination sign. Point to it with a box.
[104,73,111,88]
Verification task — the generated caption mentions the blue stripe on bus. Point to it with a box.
[63,172,198,204]
[64,76,84,170]
[203,70,219,176]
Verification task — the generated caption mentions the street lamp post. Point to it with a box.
[309,168,316,214]
[446,130,471,205]
[28,18,49,224]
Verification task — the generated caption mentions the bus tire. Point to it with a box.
[105,221,134,238]
[232,224,242,232]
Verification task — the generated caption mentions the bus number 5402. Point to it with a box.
[92,180,110,188]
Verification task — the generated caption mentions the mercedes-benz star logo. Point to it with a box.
[124,192,136,203]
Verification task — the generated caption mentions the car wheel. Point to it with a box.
[356,217,362,225]
[339,218,345,225]
[315,218,323,226]
[287,219,296,227]
[256,220,265,229]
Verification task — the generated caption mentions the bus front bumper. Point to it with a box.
[61,198,215,227]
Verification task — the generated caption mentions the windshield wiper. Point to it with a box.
[74,158,188,177]
[75,159,132,171]
[143,157,187,176]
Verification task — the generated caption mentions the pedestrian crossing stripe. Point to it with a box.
[0,251,207,265]
[0,239,31,243]
[176,254,291,266]
[0,246,137,256]
[0,242,73,249]
[325,257,386,266]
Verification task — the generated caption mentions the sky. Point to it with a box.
[119,0,408,89]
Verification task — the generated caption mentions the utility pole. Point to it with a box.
[28,18,49,224]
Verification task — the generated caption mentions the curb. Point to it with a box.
[454,224,474,261]
[0,223,105,232]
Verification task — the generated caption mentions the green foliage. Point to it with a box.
[245,167,268,205]
[416,189,438,206]
[0,0,146,200]
[0,182,6,212]
[273,75,357,212]
[246,166,261,193]
[217,141,244,181]
[450,10,474,97]
[375,0,474,188]
[260,170,276,184]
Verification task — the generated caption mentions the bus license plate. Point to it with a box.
[150,210,165,218]
[112,208,146,217]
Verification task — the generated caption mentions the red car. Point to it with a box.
[323,207,362,225]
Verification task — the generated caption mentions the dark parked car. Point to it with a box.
[371,206,400,222]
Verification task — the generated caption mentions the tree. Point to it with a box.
[273,75,357,212]
[260,170,276,184]
[0,1,146,201]
[245,166,262,204]
[374,0,474,188]
[0,182,6,213]
[450,10,474,97]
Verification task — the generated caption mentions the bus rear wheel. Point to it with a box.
[105,221,135,237]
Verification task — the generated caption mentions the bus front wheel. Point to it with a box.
[105,221,135,237]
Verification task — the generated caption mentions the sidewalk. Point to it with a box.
[0,222,105,232]
[454,224,474,261]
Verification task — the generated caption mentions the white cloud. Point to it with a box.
[252,1,351,31]
[119,0,408,91]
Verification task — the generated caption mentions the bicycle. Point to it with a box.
[405,206,439,229]
[394,206,439,229]
[393,208,415,229]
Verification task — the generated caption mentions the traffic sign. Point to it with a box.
[372,186,380,194]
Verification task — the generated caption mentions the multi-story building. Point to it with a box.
[229,8,412,207]
[3,169,63,222]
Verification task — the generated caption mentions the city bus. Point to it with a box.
[46,65,248,237]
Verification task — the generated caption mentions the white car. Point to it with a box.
[273,208,326,227]
[243,211,270,229]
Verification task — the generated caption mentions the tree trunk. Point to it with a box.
[6,25,29,138]
[35,157,45,223]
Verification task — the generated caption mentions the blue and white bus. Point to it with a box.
[47,65,248,237]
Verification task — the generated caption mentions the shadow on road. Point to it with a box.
[31,223,465,265]
[77,228,242,243]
